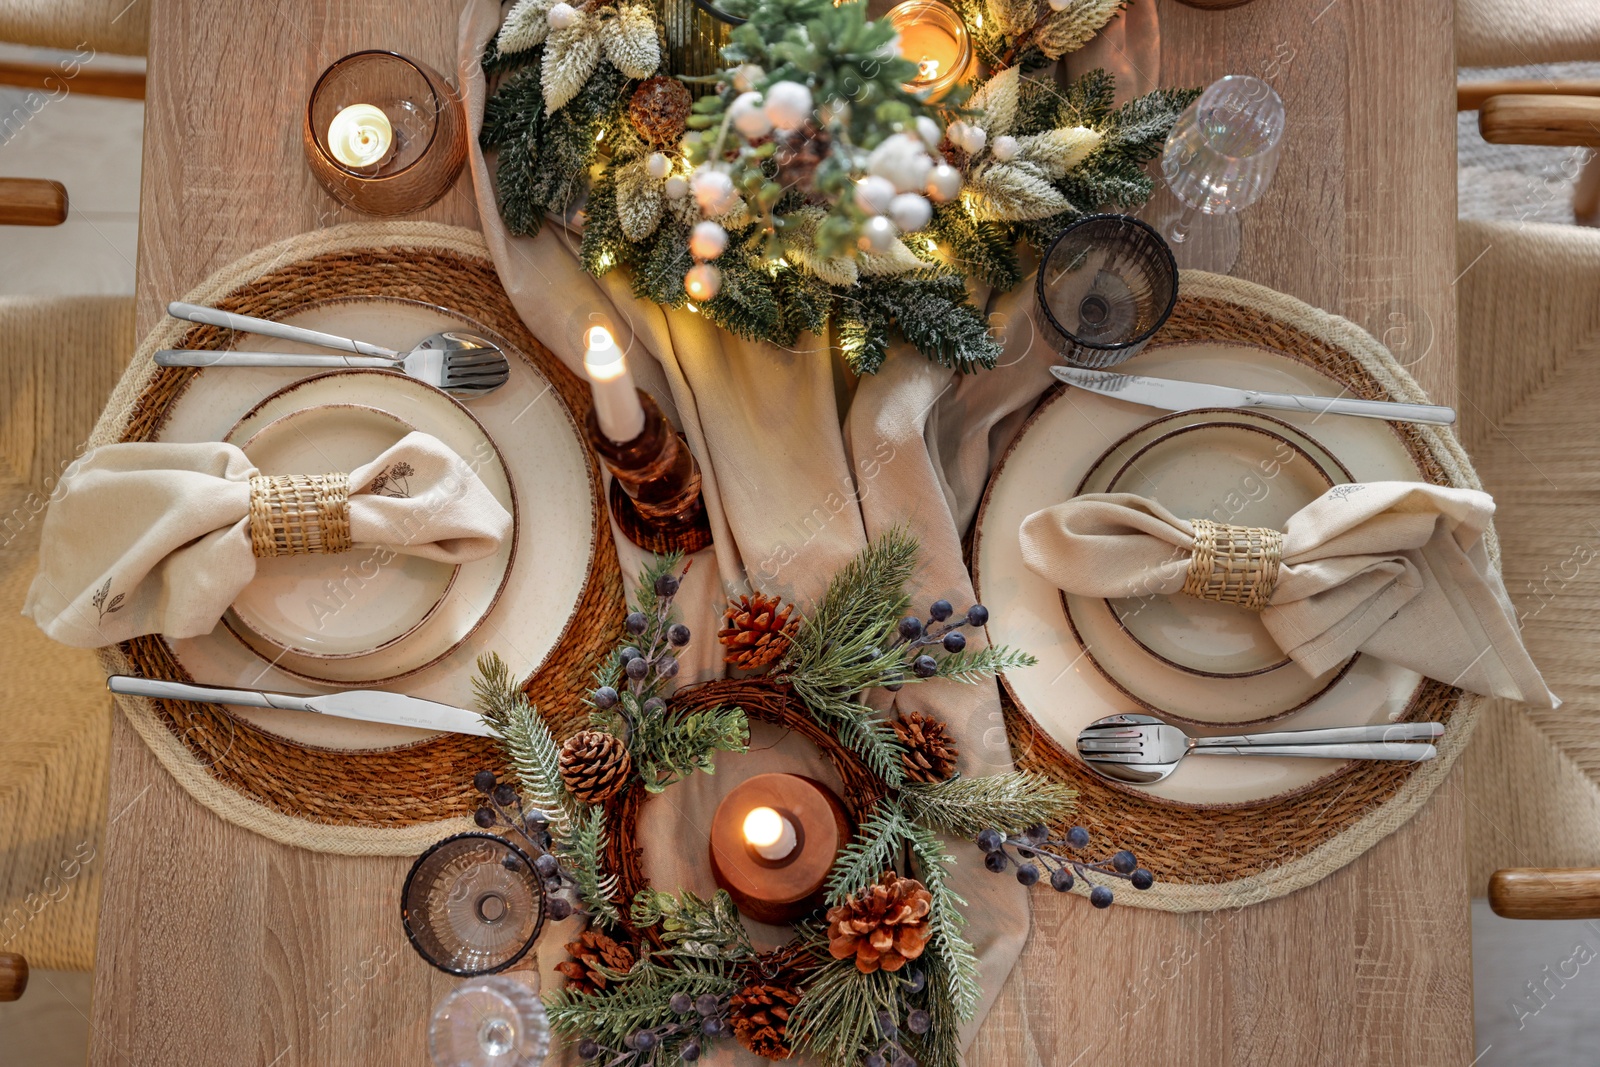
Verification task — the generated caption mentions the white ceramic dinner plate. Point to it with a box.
[158,299,595,750]
[223,402,464,661]
[220,380,514,681]
[974,340,1426,806]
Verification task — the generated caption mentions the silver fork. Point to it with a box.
[153,333,510,399]
[1076,713,1440,785]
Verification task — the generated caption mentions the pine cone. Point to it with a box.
[628,74,691,148]
[825,870,933,974]
[558,730,632,803]
[717,593,797,671]
[729,983,801,1059]
[892,712,959,783]
[774,120,831,197]
[555,929,635,996]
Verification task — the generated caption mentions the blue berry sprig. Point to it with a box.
[883,600,991,691]
[578,990,730,1065]
[863,970,933,1067]
[471,769,578,921]
[976,824,1154,908]
[592,569,692,738]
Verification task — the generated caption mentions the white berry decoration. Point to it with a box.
[684,262,723,301]
[691,168,737,216]
[991,135,1019,161]
[925,163,962,203]
[915,116,943,152]
[646,152,672,179]
[689,220,729,261]
[949,120,986,156]
[889,192,932,233]
[867,133,934,193]
[547,2,578,29]
[763,80,814,131]
[729,92,773,139]
[858,215,899,253]
[732,64,764,93]
[664,175,689,200]
[854,175,897,215]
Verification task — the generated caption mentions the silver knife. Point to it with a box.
[1051,365,1457,426]
[107,676,494,737]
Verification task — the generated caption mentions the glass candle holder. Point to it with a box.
[1036,214,1179,369]
[428,975,551,1067]
[885,0,972,101]
[402,833,546,976]
[304,50,467,217]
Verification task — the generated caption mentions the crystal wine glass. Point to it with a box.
[402,833,546,976]
[428,974,551,1067]
[1158,74,1286,273]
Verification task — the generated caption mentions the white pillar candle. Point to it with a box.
[743,806,798,862]
[583,326,646,443]
[327,103,395,171]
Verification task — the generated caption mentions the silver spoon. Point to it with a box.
[153,332,510,398]
[1076,712,1440,785]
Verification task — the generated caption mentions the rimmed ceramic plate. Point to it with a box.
[973,339,1426,806]
[220,387,510,678]
[222,403,463,660]
[1063,411,1356,723]
[157,299,595,750]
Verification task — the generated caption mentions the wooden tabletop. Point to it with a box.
[92,1,1467,1063]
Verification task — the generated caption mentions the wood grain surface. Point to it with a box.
[90,0,1469,1064]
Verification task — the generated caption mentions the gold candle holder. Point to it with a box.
[303,51,467,217]
[885,0,973,102]
[585,391,714,554]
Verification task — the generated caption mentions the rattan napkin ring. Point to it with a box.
[1180,518,1283,611]
[248,473,352,557]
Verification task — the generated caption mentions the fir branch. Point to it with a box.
[792,527,919,658]
[788,957,900,1066]
[899,772,1076,839]
[824,803,909,905]
[926,206,1022,291]
[547,955,740,1054]
[905,823,982,1020]
[568,805,624,927]
[473,653,578,842]
[859,270,1004,371]
[905,946,963,1067]
[933,645,1037,683]
[630,703,750,793]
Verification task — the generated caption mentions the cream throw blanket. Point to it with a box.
[1018,484,1556,707]
[24,433,512,648]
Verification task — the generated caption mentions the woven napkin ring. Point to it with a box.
[248,474,353,558]
[1181,518,1284,612]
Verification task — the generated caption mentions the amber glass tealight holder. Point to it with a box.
[304,50,467,217]
[885,0,973,102]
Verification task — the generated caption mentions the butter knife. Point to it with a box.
[107,676,494,737]
[1051,366,1457,426]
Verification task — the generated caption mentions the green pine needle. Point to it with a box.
[568,806,623,928]
[472,653,578,843]
[905,823,982,1020]
[788,958,900,1066]
[899,772,1077,839]
[824,803,909,904]
[934,645,1037,683]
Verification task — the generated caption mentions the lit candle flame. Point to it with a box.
[743,806,798,861]
[918,57,940,80]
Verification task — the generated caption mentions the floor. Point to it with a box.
[3,42,1600,1067]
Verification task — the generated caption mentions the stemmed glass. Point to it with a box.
[428,974,551,1067]
[1158,75,1286,273]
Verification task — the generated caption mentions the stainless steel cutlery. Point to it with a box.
[1076,712,1440,784]
[1052,365,1457,426]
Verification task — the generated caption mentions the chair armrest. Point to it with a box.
[0,178,68,226]
[1489,868,1600,919]
[0,952,26,1001]
[1459,80,1600,111]
[0,59,144,100]
[1480,94,1600,148]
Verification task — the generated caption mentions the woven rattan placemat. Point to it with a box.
[90,223,623,856]
[999,271,1487,911]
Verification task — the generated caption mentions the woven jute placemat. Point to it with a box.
[1001,271,1488,911]
[89,222,623,857]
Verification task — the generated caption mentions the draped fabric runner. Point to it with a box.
[1018,485,1557,707]
[24,433,511,648]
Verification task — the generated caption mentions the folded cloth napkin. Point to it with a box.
[23,432,511,648]
[1019,483,1557,707]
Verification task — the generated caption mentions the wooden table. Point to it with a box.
[91,1,1467,1063]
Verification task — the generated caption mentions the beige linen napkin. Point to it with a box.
[1019,483,1557,706]
[24,432,512,648]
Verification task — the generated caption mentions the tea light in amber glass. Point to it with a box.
[886,0,972,101]
[709,773,851,925]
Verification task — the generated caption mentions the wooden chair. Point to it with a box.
[1457,0,1600,222]
[1489,870,1600,919]
[0,0,148,225]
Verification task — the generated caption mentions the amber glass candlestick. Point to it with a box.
[585,391,713,554]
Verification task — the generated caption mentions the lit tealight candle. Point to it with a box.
[327,103,395,172]
[743,806,798,863]
[583,326,647,444]
[885,0,971,101]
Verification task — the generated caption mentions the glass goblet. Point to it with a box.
[428,974,551,1067]
[1159,74,1286,273]
[402,833,545,977]
[1036,214,1179,369]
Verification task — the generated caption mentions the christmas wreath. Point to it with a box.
[468,531,1154,1067]
[479,0,1198,373]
